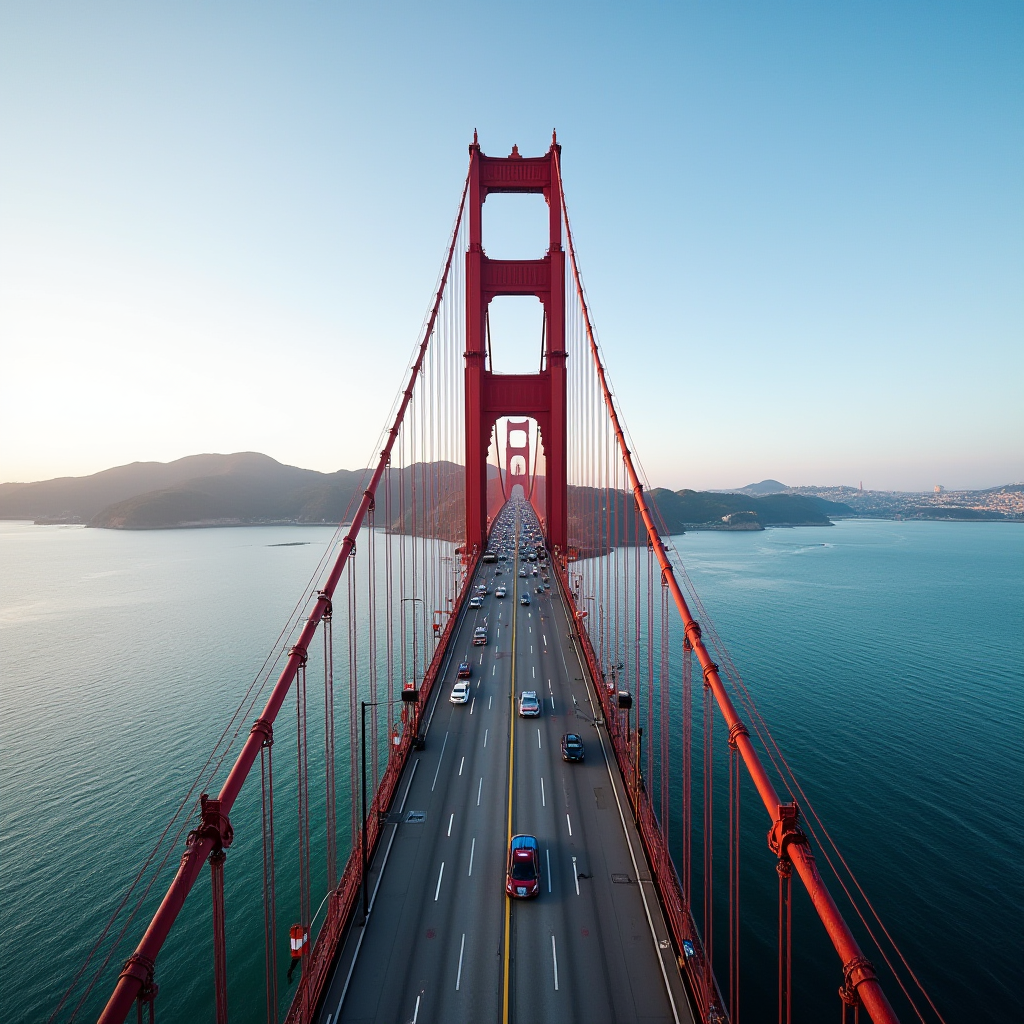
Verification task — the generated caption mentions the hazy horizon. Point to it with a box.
[1,449,1018,496]
[2,3,1021,494]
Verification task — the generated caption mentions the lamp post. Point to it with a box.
[401,596,424,691]
[360,696,406,925]
[440,555,453,611]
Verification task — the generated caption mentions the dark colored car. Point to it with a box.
[457,661,471,679]
[561,733,585,761]
[506,834,540,898]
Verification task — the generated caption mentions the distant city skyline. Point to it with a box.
[1,2,1021,493]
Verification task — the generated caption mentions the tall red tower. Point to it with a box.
[502,418,533,497]
[464,135,566,553]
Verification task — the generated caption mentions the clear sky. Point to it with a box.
[1,1,1021,492]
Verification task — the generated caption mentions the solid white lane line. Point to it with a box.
[477,679,481,688]
[566,813,573,837]
[529,625,532,633]
[572,694,577,706]
[532,666,536,678]
[477,777,483,806]
[484,729,488,748]
[431,732,449,792]
[448,813,454,837]
[479,652,484,665]
[434,862,445,901]
[489,695,493,710]
[412,993,421,1023]
[544,635,548,645]
[468,837,476,876]
[541,777,546,806]
[492,665,496,676]
[537,728,541,748]
[459,756,465,776]
[550,696,555,710]
[572,856,580,896]
[546,848,552,892]
[470,697,475,715]
[551,935,559,991]
[456,932,466,990]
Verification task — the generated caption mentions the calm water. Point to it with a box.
[1,519,1021,1022]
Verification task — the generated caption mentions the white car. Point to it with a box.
[469,596,483,609]
[518,691,541,717]
[496,586,507,598]
[450,682,470,704]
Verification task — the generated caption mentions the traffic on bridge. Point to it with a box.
[323,498,689,1024]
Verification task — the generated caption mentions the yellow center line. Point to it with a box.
[502,507,520,1024]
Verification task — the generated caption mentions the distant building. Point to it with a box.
[934,485,944,493]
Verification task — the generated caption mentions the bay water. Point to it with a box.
[1,519,1020,1022]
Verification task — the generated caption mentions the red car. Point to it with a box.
[506,835,540,898]
[457,661,471,679]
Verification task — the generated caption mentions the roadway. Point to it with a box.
[319,500,692,1024]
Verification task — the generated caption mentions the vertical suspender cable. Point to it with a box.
[260,731,277,1024]
[779,855,793,1024]
[682,638,692,913]
[323,606,336,892]
[703,674,714,999]
[295,656,310,966]
[729,731,741,1023]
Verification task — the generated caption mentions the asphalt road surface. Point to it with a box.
[319,501,692,1024]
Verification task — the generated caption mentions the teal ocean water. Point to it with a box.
[1,519,1020,1022]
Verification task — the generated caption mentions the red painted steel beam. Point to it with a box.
[553,150,900,1024]
[98,172,472,1024]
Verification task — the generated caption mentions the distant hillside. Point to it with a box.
[12,455,950,536]
[723,479,789,496]
[652,489,851,529]
[0,453,472,537]
[566,485,852,546]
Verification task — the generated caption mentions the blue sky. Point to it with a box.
[1,1,1020,491]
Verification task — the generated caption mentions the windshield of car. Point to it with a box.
[511,859,536,880]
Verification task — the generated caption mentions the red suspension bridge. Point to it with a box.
[56,135,946,1024]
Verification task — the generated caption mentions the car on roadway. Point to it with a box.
[495,586,506,598]
[506,835,540,898]
[518,691,540,716]
[495,567,503,575]
[473,627,488,646]
[457,661,471,679]
[561,733,585,761]
[450,682,470,704]
[476,584,488,594]
[519,569,527,577]
[520,593,530,606]
[535,586,544,595]
[469,596,483,609]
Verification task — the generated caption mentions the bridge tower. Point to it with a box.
[502,418,533,498]
[464,134,566,553]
